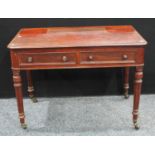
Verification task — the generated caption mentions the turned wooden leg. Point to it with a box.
[133,66,143,130]
[26,70,38,103]
[13,70,27,129]
[124,67,130,99]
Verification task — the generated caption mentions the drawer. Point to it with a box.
[18,52,77,66]
[80,51,136,64]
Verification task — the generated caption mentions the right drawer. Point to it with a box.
[80,51,136,65]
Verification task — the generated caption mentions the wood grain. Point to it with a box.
[8,25,147,49]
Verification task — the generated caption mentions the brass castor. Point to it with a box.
[133,122,140,130]
[30,96,38,103]
[21,123,27,129]
[124,92,129,99]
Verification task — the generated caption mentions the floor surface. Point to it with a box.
[0,95,154,136]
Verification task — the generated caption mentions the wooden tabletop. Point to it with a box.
[8,25,147,49]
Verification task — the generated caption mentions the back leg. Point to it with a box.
[26,71,38,103]
[124,67,130,99]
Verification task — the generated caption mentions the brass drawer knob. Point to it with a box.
[88,55,93,61]
[122,54,128,60]
[27,57,33,63]
[62,56,68,62]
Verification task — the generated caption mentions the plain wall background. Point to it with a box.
[0,18,154,98]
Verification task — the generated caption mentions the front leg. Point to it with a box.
[133,66,143,130]
[13,70,27,129]
[26,70,38,103]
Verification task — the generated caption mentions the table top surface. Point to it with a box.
[8,25,147,49]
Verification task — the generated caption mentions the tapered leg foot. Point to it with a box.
[21,123,27,129]
[30,95,38,103]
[133,121,140,130]
[124,92,129,99]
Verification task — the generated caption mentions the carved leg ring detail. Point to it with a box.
[26,71,38,103]
[124,67,130,99]
[124,83,129,99]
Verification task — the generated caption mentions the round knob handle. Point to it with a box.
[62,56,68,62]
[122,55,128,60]
[27,57,33,63]
[88,55,93,61]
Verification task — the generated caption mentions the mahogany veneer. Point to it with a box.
[8,25,147,129]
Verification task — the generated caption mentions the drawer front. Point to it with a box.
[80,51,136,64]
[18,52,77,66]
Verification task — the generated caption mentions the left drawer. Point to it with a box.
[18,52,77,66]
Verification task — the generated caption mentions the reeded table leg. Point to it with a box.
[13,70,27,129]
[124,67,130,99]
[133,66,143,130]
[26,70,38,103]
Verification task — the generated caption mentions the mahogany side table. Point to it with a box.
[8,25,147,129]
